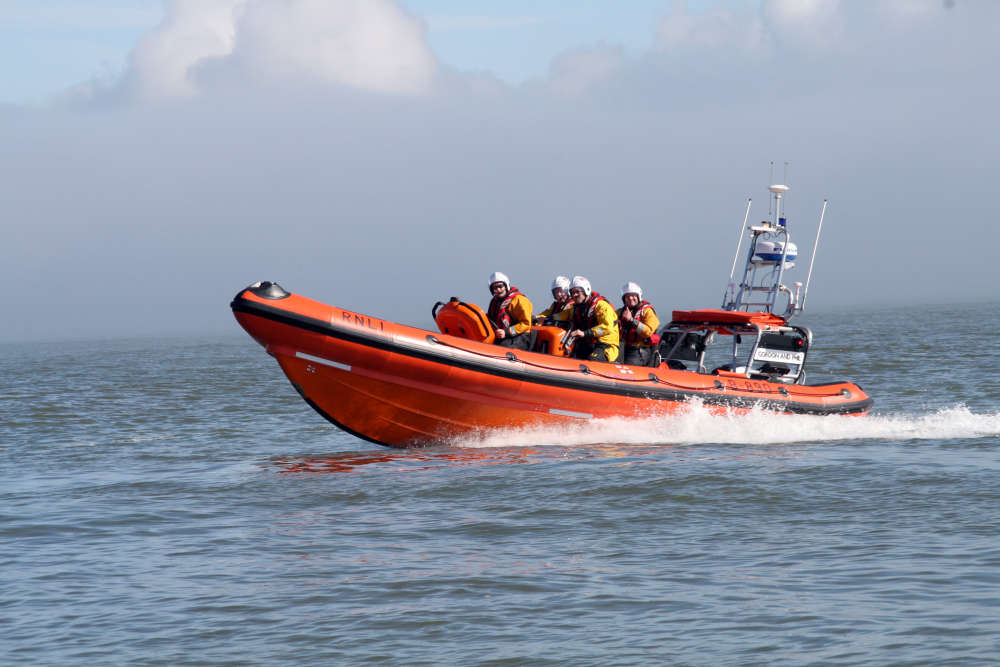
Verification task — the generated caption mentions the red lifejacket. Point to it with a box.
[488,287,523,329]
[570,292,615,334]
[618,300,656,345]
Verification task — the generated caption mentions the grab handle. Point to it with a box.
[431,296,461,320]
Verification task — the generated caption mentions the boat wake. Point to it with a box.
[451,403,1000,449]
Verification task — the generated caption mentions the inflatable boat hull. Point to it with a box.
[232,285,872,448]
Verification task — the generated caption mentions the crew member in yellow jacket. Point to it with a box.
[486,271,534,351]
[566,276,620,362]
[533,275,573,330]
[617,281,661,366]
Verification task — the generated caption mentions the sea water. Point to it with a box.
[2,302,999,665]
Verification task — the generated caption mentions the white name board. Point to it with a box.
[754,348,805,364]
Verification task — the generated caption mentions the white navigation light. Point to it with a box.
[769,184,790,195]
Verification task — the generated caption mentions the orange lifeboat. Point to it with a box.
[231,281,872,449]
[232,177,870,447]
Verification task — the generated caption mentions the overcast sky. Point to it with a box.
[2,0,997,343]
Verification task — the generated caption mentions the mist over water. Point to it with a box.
[3,302,999,665]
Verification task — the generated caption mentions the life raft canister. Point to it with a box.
[433,298,495,344]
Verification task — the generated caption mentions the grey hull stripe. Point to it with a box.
[296,351,351,372]
[549,408,593,419]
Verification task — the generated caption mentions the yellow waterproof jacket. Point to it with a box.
[591,299,621,349]
[618,301,661,348]
[505,293,534,336]
[488,290,534,337]
[571,296,620,349]
[537,301,572,325]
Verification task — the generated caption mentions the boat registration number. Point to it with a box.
[721,379,772,393]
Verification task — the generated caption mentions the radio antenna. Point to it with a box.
[724,198,753,308]
[801,199,828,311]
[768,162,775,218]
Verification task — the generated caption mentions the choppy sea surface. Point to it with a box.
[3,302,999,665]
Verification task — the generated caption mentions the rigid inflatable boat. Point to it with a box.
[232,182,872,448]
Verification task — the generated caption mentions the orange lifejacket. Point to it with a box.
[488,287,523,329]
[619,300,656,345]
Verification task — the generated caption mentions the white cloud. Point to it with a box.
[120,0,436,101]
[762,0,846,47]
[654,0,850,57]
[546,44,624,97]
[231,0,436,95]
[875,0,943,22]
[425,15,546,31]
[127,0,241,100]
[656,4,766,53]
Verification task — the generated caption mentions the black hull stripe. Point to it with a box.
[233,295,873,416]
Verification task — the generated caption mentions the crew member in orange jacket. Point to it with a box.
[618,281,661,366]
[533,275,573,330]
[486,271,534,350]
[566,276,620,362]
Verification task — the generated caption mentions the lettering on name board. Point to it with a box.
[753,348,805,364]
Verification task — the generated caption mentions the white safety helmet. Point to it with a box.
[551,275,570,292]
[570,275,592,297]
[488,271,510,290]
[621,281,643,299]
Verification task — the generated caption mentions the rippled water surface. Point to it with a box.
[3,302,999,665]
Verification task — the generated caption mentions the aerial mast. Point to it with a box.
[723,165,828,320]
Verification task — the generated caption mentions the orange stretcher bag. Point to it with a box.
[433,298,495,344]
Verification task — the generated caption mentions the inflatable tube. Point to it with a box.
[232,284,874,448]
